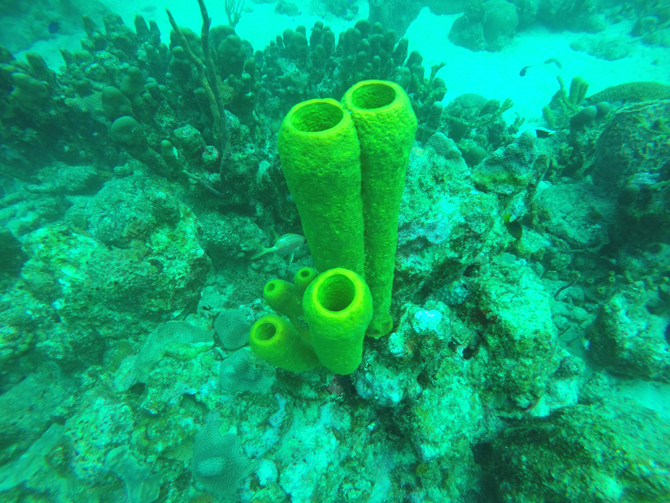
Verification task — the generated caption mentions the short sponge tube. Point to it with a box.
[302,268,372,375]
[263,276,312,340]
[294,267,319,296]
[249,314,320,372]
[264,279,302,325]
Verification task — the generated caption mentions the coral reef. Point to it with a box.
[0,1,669,502]
[481,399,670,502]
[449,0,519,52]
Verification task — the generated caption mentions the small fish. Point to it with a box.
[48,21,61,34]
[504,214,523,240]
[544,58,562,69]
[251,231,306,264]
[519,65,531,77]
[535,128,555,139]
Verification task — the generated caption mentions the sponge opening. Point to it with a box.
[350,82,396,110]
[317,274,355,312]
[292,101,344,132]
[255,322,277,341]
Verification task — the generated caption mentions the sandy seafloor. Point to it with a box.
[18,0,670,131]
[12,0,670,416]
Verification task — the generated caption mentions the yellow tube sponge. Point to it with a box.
[302,268,372,375]
[278,99,365,277]
[249,314,320,372]
[263,279,308,339]
[294,267,319,296]
[263,279,302,323]
[342,80,417,338]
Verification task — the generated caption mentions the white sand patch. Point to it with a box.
[405,7,670,127]
[614,378,670,420]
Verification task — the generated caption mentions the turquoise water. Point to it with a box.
[1,0,669,502]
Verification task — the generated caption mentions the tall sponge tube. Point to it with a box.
[342,80,417,338]
[278,99,365,277]
[302,268,373,375]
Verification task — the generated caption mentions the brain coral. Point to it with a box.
[214,310,250,350]
[586,81,670,104]
[192,414,252,496]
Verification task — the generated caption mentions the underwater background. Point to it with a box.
[1,0,670,502]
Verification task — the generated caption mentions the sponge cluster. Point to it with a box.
[278,80,417,339]
[249,267,372,375]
